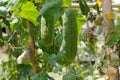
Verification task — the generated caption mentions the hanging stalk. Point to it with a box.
[28,22,38,74]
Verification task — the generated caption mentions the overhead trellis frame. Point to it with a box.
[72,3,120,8]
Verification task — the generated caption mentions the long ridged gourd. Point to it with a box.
[59,8,78,64]
[40,0,62,47]
[41,15,55,47]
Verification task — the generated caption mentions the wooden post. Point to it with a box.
[102,0,114,62]
[102,0,114,39]
[102,0,118,80]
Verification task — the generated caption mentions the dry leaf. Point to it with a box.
[106,66,117,77]
[96,75,110,80]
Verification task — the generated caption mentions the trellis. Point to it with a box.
[72,3,120,8]
[72,0,120,8]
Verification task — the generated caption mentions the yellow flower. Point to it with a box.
[96,0,102,7]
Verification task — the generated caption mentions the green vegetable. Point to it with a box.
[40,0,62,47]
[58,8,78,64]
[41,16,55,47]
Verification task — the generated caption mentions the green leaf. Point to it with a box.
[78,0,90,16]
[63,0,72,7]
[55,33,63,48]
[53,63,62,73]
[87,44,95,55]
[56,52,65,65]
[62,72,80,80]
[10,14,19,24]
[11,47,22,58]
[40,72,49,80]
[19,1,39,25]
[35,0,45,4]
[106,18,120,46]
[0,6,7,17]
[45,0,58,2]
[48,54,57,66]
[7,0,19,8]
[31,74,40,80]
[0,0,8,6]
[77,16,86,34]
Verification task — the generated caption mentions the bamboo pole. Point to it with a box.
[102,0,113,64]
[102,0,118,80]
[102,0,114,38]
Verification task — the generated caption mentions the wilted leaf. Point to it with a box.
[105,13,115,20]
[106,66,117,77]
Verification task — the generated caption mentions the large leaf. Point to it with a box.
[78,0,90,16]
[19,1,39,25]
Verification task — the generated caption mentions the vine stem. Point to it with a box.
[28,21,38,74]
